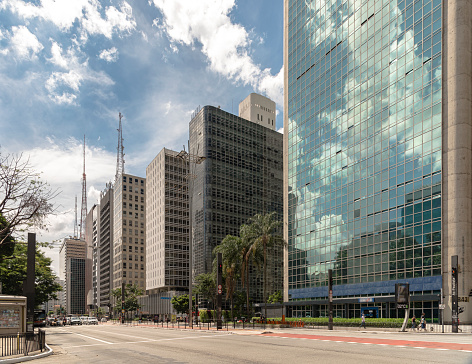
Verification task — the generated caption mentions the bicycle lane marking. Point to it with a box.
[260,333,472,351]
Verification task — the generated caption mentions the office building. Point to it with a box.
[189,101,283,303]
[146,148,189,293]
[239,93,277,131]
[112,173,146,291]
[59,238,87,315]
[284,0,471,322]
[85,204,100,311]
[98,183,114,311]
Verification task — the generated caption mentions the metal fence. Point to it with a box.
[0,329,46,357]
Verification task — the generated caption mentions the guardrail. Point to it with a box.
[0,329,46,357]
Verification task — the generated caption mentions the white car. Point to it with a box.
[80,316,89,324]
[70,317,82,325]
[88,317,99,325]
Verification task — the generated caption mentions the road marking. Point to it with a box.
[63,334,230,349]
[73,332,113,344]
[436,349,449,351]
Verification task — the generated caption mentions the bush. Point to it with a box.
[268,317,406,328]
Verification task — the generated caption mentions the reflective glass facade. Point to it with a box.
[286,0,442,302]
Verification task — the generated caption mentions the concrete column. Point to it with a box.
[442,0,472,324]
[283,0,290,303]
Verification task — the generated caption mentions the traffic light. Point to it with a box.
[218,262,223,275]
[452,267,457,275]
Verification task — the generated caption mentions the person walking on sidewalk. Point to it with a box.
[360,313,366,329]
[420,313,426,331]
[411,315,417,331]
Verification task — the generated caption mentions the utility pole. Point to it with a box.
[451,255,458,333]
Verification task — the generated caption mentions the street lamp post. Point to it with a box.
[177,148,205,329]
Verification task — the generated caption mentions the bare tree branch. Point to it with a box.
[0,152,60,245]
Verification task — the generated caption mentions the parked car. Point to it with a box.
[87,317,99,325]
[70,317,82,325]
[79,316,89,325]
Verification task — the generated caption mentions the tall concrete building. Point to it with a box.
[146,148,189,293]
[98,183,113,310]
[59,238,87,315]
[284,0,472,323]
[190,100,283,303]
[112,174,146,291]
[239,93,277,131]
[85,204,100,311]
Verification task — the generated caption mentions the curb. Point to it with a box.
[0,344,53,363]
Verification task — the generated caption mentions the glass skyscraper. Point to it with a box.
[284,0,471,321]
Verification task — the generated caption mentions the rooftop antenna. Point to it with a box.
[74,195,77,238]
[115,112,125,183]
[80,135,87,240]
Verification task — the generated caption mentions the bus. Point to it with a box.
[34,309,46,327]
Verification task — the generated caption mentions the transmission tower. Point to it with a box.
[115,112,125,183]
[80,135,87,240]
[74,195,78,238]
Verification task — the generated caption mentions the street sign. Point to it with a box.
[217,284,222,294]
[439,304,445,310]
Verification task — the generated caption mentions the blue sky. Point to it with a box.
[0,0,284,270]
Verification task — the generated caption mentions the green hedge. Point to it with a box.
[268,317,407,328]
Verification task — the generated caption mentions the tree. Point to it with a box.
[246,212,286,320]
[111,283,144,318]
[171,294,195,315]
[194,272,216,309]
[0,240,62,306]
[213,235,242,320]
[0,152,59,246]
[267,290,283,304]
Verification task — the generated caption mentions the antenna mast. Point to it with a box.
[80,135,87,240]
[74,195,78,238]
[115,112,125,182]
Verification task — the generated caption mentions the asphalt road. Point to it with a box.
[36,324,472,364]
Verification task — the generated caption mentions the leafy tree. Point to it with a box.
[0,241,62,306]
[0,152,59,246]
[213,235,242,319]
[267,290,283,304]
[194,272,216,309]
[246,212,286,319]
[111,283,144,317]
[171,294,195,315]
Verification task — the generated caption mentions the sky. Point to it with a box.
[0,0,284,274]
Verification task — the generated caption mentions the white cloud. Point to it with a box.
[1,0,136,40]
[8,25,43,60]
[150,0,283,106]
[45,41,114,104]
[99,47,119,62]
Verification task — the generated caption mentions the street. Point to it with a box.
[36,324,472,364]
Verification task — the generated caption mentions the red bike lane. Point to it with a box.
[260,332,472,352]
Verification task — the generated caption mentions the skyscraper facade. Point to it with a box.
[146,148,189,293]
[112,174,146,291]
[59,238,87,315]
[99,183,113,310]
[190,104,283,302]
[284,0,471,322]
[85,204,100,310]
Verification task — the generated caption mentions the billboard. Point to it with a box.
[395,283,409,309]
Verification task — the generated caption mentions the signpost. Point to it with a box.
[395,283,409,332]
[328,269,333,330]
[216,253,222,330]
[24,233,36,334]
[451,255,458,333]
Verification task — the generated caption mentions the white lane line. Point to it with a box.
[78,329,151,341]
[63,334,230,349]
[347,342,357,344]
[413,347,426,349]
[73,332,113,344]
[436,349,449,351]
[460,350,472,353]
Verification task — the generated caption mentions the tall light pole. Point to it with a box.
[177,148,205,329]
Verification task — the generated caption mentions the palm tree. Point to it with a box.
[213,235,242,320]
[246,212,286,320]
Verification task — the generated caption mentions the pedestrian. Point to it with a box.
[411,316,416,331]
[360,313,366,329]
[420,313,426,331]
